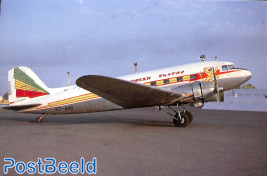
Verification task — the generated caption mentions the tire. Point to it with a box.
[185,111,193,123]
[173,112,190,127]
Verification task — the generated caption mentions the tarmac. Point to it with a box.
[0,107,267,176]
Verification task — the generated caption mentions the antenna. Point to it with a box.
[200,55,206,62]
[134,62,137,74]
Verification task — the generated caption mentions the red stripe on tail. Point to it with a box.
[16,89,48,98]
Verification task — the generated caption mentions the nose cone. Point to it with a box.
[242,70,252,83]
[219,69,252,92]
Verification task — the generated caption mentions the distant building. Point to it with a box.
[204,89,267,112]
[224,89,267,103]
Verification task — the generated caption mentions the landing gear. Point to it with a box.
[173,112,190,127]
[159,103,193,127]
[36,113,47,123]
[185,111,193,123]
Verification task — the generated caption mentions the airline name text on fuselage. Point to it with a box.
[159,70,184,78]
[131,70,185,83]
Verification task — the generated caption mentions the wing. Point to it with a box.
[76,75,185,108]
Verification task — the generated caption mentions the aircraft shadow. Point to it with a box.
[0,110,177,127]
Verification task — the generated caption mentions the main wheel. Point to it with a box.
[185,111,193,123]
[173,112,190,127]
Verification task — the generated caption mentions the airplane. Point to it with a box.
[2,60,252,127]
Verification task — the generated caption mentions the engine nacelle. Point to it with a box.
[171,82,220,108]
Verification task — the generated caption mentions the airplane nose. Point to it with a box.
[242,70,252,82]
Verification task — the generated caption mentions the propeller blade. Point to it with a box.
[213,67,221,108]
[212,67,218,94]
[199,72,205,94]
[213,67,217,83]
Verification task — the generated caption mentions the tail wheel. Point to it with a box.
[173,112,190,127]
[36,118,43,123]
[36,113,47,123]
[185,111,193,123]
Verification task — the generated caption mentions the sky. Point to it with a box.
[0,0,266,96]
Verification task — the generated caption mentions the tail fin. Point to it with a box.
[8,66,50,104]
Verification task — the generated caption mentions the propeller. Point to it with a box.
[212,67,221,108]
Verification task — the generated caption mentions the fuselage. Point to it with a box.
[19,61,252,114]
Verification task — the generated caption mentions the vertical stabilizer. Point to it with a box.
[8,67,50,104]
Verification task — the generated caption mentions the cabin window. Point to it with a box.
[177,77,183,82]
[190,74,197,80]
[150,82,156,86]
[164,79,170,84]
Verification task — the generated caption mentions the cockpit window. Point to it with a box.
[228,64,236,69]
[222,64,236,71]
[222,66,228,71]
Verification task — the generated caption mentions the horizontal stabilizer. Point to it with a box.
[1,104,42,111]
[76,75,184,108]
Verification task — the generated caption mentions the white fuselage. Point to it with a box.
[19,61,252,114]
